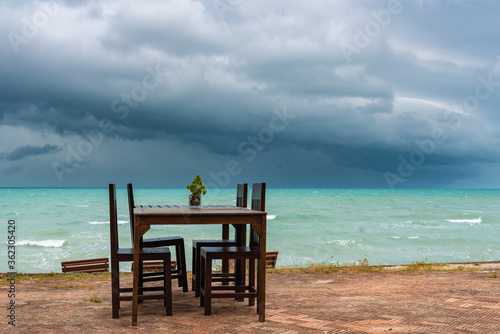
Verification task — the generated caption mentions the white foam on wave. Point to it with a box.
[408,236,420,239]
[89,220,128,225]
[76,205,88,208]
[326,239,356,247]
[267,215,277,220]
[446,217,482,224]
[17,239,65,247]
[392,236,401,239]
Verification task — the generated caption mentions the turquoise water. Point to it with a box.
[1,188,500,273]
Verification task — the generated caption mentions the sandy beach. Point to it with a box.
[2,262,500,333]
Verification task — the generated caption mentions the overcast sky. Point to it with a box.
[1,0,500,189]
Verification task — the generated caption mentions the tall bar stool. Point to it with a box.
[109,184,172,319]
[199,183,266,316]
[127,183,188,292]
[191,183,248,297]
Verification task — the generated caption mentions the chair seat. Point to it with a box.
[201,246,259,258]
[143,236,184,248]
[193,239,236,245]
[117,247,171,261]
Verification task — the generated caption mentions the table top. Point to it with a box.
[134,205,266,217]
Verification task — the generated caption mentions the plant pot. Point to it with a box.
[189,194,201,207]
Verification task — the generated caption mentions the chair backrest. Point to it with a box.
[236,183,248,207]
[251,183,266,212]
[127,183,135,243]
[250,183,266,247]
[109,184,119,261]
[222,183,248,239]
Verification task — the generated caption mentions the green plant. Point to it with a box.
[186,175,207,196]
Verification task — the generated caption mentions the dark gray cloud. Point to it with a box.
[1,0,500,188]
[0,144,60,161]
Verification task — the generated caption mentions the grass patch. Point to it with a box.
[0,272,111,285]
[270,258,383,274]
[51,283,76,289]
[267,258,499,275]
[306,258,382,274]
[393,259,490,274]
[85,295,102,303]
[396,259,446,274]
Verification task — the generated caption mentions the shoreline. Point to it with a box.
[4,259,500,277]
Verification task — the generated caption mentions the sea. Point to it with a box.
[1,187,500,273]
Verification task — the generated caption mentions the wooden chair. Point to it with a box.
[109,184,172,319]
[191,183,248,297]
[199,183,266,316]
[127,183,188,292]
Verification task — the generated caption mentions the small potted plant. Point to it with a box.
[186,174,207,207]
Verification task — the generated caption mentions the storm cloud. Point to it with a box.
[0,144,59,161]
[1,0,500,188]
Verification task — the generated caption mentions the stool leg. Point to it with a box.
[111,261,119,318]
[177,242,188,292]
[174,244,182,288]
[138,260,144,304]
[221,258,229,285]
[249,258,255,306]
[195,244,202,297]
[235,259,245,302]
[164,257,173,316]
[200,254,205,307]
[192,244,196,292]
[256,258,260,313]
[204,255,212,316]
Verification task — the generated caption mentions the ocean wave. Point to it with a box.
[17,239,65,247]
[89,220,128,225]
[267,215,277,220]
[76,205,88,208]
[326,239,356,247]
[446,217,482,224]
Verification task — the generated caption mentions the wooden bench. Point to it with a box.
[61,257,109,273]
[266,251,279,268]
[131,260,177,272]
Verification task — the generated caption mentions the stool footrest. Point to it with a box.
[211,285,256,291]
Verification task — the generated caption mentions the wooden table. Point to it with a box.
[132,205,267,326]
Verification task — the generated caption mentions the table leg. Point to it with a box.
[258,215,266,321]
[132,217,150,326]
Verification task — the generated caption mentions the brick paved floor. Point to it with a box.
[2,269,500,333]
